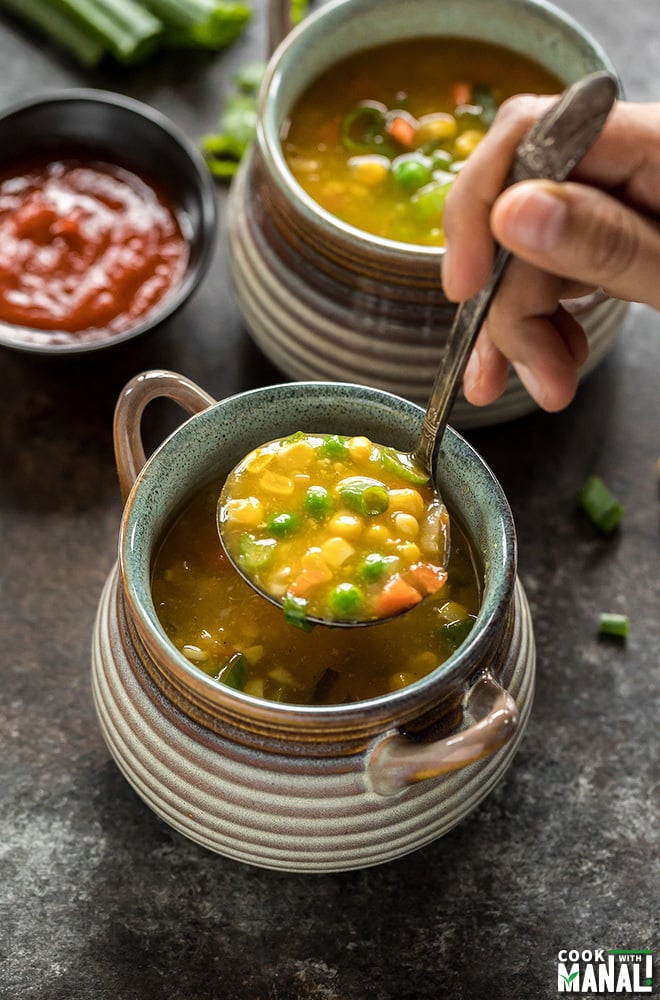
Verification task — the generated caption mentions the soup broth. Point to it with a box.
[282,37,562,246]
[151,477,482,705]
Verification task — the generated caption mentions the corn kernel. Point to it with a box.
[397,542,421,564]
[393,512,420,540]
[389,488,425,518]
[268,666,297,686]
[241,646,263,666]
[407,651,438,674]
[320,536,355,568]
[244,678,265,699]
[347,435,374,462]
[224,496,264,527]
[244,450,274,475]
[415,113,457,145]
[259,469,294,496]
[454,129,484,158]
[328,513,362,540]
[364,524,392,546]
[388,671,416,691]
[277,440,316,472]
[348,154,390,186]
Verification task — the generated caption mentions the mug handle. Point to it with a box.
[114,370,216,503]
[367,669,520,796]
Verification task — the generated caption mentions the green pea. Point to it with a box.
[319,434,349,459]
[304,485,334,520]
[392,154,432,192]
[267,512,299,537]
[358,552,388,582]
[329,583,364,619]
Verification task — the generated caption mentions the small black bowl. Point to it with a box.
[0,89,217,355]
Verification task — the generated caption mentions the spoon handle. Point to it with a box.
[412,71,619,472]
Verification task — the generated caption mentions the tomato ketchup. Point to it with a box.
[0,152,189,336]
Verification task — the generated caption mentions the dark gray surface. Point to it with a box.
[0,3,658,998]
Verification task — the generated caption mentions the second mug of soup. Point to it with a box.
[226,0,626,425]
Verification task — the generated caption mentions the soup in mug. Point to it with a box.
[151,477,481,705]
[282,37,562,246]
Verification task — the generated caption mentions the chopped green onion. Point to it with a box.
[220,651,248,689]
[283,593,313,632]
[340,101,389,154]
[579,475,624,534]
[380,447,429,485]
[338,477,389,516]
[598,612,629,638]
[443,616,475,650]
[238,533,277,573]
[201,65,264,180]
[411,178,454,220]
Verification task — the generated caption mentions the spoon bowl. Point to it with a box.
[217,72,617,628]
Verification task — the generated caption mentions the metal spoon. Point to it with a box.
[218,72,618,627]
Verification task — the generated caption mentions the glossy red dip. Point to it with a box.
[0,151,189,336]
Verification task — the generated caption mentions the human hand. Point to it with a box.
[442,96,660,411]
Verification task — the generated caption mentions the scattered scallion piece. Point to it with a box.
[45,0,163,63]
[578,475,624,534]
[598,612,629,638]
[220,651,248,689]
[201,62,265,180]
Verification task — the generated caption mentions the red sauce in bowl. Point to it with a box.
[0,152,189,337]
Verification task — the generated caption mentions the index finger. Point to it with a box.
[442,93,557,302]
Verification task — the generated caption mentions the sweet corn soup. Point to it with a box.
[219,432,450,625]
[282,37,562,246]
[152,476,481,705]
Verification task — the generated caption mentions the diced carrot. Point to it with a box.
[386,114,417,149]
[409,562,448,595]
[376,574,423,617]
[289,567,332,598]
[450,81,473,106]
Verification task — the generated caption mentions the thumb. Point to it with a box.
[491,179,660,309]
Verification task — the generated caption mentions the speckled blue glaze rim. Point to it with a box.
[259,0,619,259]
[119,380,517,726]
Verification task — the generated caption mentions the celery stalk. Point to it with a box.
[143,0,250,49]
[0,0,106,65]
[54,0,163,62]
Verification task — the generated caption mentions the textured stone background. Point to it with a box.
[1,1,658,998]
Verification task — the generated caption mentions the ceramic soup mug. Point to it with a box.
[226,0,626,425]
[91,371,535,872]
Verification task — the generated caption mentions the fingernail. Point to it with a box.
[505,185,568,253]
